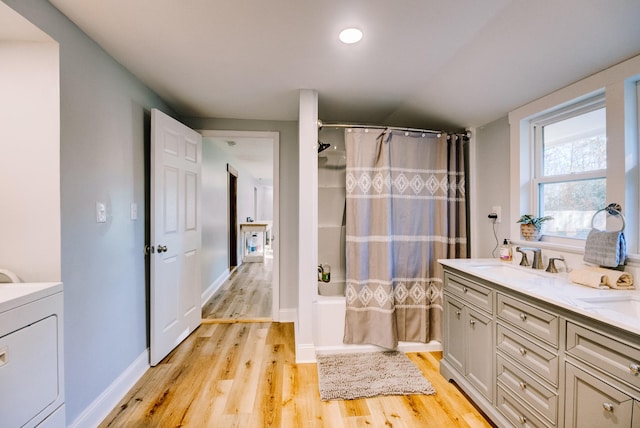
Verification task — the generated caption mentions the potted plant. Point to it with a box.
[517,214,553,241]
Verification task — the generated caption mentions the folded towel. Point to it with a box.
[583,229,627,268]
[569,267,634,290]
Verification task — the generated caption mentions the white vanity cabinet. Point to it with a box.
[442,271,495,404]
[0,283,64,428]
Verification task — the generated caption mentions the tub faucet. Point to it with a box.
[516,247,543,269]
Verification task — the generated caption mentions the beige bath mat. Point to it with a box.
[316,351,436,400]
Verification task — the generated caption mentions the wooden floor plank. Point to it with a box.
[202,257,273,320]
[100,322,493,428]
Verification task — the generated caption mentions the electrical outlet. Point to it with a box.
[491,206,502,223]
[96,202,107,223]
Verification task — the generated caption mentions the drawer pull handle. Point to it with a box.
[603,402,614,412]
[462,287,468,293]
[519,347,527,356]
[455,311,461,318]
[630,363,639,375]
[519,313,527,321]
[469,320,476,326]
[518,415,527,424]
[519,381,527,390]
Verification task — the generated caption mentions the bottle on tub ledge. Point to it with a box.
[499,239,513,262]
[317,264,331,282]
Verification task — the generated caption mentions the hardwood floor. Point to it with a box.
[202,256,272,320]
[99,322,493,427]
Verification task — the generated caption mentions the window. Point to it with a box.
[532,97,606,239]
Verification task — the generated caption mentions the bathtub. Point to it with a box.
[318,279,345,296]
[312,293,442,354]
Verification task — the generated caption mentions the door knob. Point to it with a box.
[157,245,168,253]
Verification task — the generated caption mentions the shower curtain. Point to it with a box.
[343,128,467,349]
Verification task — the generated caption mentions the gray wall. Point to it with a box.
[474,115,511,257]
[3,0,177,422]
[201,141,261,289]
[184,117,300,311]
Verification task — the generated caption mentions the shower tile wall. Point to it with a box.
[318,128,346,283]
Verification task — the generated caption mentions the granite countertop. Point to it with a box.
[439,258,640,337]
[0,282,63,314]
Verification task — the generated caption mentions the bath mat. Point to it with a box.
[316,351,436,400]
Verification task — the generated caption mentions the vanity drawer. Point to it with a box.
[497,323,559,386]
[497,354,557,423]
[445,272,493,314]
[496,385,553,428]
[566,322,640,390]
[497,293,559,347]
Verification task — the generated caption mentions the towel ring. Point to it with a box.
[591,203,625,232]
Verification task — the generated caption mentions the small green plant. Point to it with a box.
[517,214,553,228]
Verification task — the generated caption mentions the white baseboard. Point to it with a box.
[201,269,230,307]
[278,308,297,323]
[295,343,317,363]
[68,350,149,428]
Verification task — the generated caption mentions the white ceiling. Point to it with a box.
[0,2,52,42]
[204,134,274,184]
[47,0,640,131]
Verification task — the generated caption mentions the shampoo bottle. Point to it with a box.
[499,239,513,262]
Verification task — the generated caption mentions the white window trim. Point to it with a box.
[508,54,640,260]
[530,95,606,240]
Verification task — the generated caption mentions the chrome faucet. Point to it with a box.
[516,247,543,269]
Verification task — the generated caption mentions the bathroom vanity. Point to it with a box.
[439,259,640,427]
[0,282,65,427]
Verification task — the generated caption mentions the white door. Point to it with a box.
[150,108,202,366]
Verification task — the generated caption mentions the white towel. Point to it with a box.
[569,267,634,290]
[583,229,626,268]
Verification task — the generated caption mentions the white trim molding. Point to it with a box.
[68,350,149,428]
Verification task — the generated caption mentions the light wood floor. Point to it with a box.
[202,256,273,320]
[99,322,493,427]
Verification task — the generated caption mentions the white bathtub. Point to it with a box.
[312,294,442,355]
[318,280,345,296]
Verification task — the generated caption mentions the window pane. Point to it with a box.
[542,108,606,176]
[540,178,606,239]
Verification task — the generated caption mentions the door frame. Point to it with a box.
[227,164,238,269]
[199,130,280,321]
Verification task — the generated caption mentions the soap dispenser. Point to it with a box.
[499,239,513,262]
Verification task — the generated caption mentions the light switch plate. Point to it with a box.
[96,202,107,223]
[130,202,138,220]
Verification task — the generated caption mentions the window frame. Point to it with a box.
[529,95,607,242]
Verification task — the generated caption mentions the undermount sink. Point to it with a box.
[572,296,640,319]
[468,263,545,282]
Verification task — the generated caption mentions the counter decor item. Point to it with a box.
[517,214,553,241]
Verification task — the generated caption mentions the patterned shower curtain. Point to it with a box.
[343,128,467,349]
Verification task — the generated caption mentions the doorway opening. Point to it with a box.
[199,130,280,322]
[228,164,238,269]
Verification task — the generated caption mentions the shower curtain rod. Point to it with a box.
[317,120,470,138]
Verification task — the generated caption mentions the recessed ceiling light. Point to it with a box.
[339,28,363,44]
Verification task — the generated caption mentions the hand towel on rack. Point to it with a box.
[569,266,634,290]
[583,228,626,268]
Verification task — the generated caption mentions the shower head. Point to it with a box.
[318,142,331,153]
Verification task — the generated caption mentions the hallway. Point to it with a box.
[202,256,273,321]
